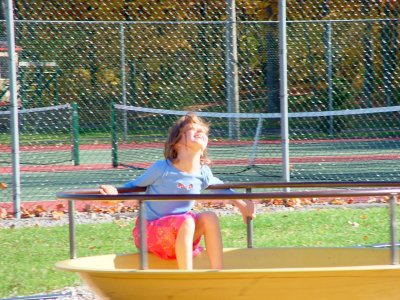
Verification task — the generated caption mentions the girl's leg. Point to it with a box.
[175,217,196,270]
[194,211,223,269]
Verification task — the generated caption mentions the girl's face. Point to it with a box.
[178,123,209,152]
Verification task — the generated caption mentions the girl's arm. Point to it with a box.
[123,160,166,188]
[205,166,256,223]
[99,160,167,195]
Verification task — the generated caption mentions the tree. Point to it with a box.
[360,0,375,108]
[379,0,399,106]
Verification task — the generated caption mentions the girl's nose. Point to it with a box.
[197,127,207,134]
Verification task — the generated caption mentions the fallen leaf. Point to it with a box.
[101,200,120,205]
[301,198,313,205]
[260,199,273,205]
[114,219,129,228]
[34,205,45,217]
[84,204,93,212]
[330,198,345,205]
[286,198,301,207]
[348,221,360,227]
[56,203,65,211]
[21,212,34,218]
[272,199,285,206]
[51,211,64,220]
[0,208,7,219]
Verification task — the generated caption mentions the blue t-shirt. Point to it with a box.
[123,159,232,220]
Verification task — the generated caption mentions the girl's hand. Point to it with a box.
[99,185,118,195]
[232,200,256,223]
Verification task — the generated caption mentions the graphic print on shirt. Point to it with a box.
[177,182,194,190]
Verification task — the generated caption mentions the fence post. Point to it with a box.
[225,0,240,140]
[5,0,21,219]
[120,23,128,140]
[279,0,290,185]
[111,102,118,167]
[71,102,80,166]
[324,20,334,135]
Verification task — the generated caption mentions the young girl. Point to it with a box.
[100,113,255,270]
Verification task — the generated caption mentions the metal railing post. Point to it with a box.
[389,193,398,265]
[68,200,77,259]
[246,188,253,248]
[139,200,148,270]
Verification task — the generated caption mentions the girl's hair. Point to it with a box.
[164,112,210,164]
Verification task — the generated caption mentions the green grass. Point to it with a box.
[0,206,398,298]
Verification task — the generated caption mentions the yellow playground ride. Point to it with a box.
[56,181,400,300]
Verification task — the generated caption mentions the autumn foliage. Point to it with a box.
[0,196,392,220]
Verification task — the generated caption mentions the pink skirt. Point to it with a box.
[133,211,204,260]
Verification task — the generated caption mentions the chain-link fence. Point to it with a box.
[0,1,399,206]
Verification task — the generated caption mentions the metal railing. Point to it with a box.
[57,181,400,269]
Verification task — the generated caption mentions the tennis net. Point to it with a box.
[112,104,400,182]
[0,104,79,166]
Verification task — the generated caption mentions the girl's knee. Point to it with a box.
[197,211,220,228]
[206,211,219,220]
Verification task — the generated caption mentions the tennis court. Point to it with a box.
[1,135,399,202]
[0,1,399,208]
